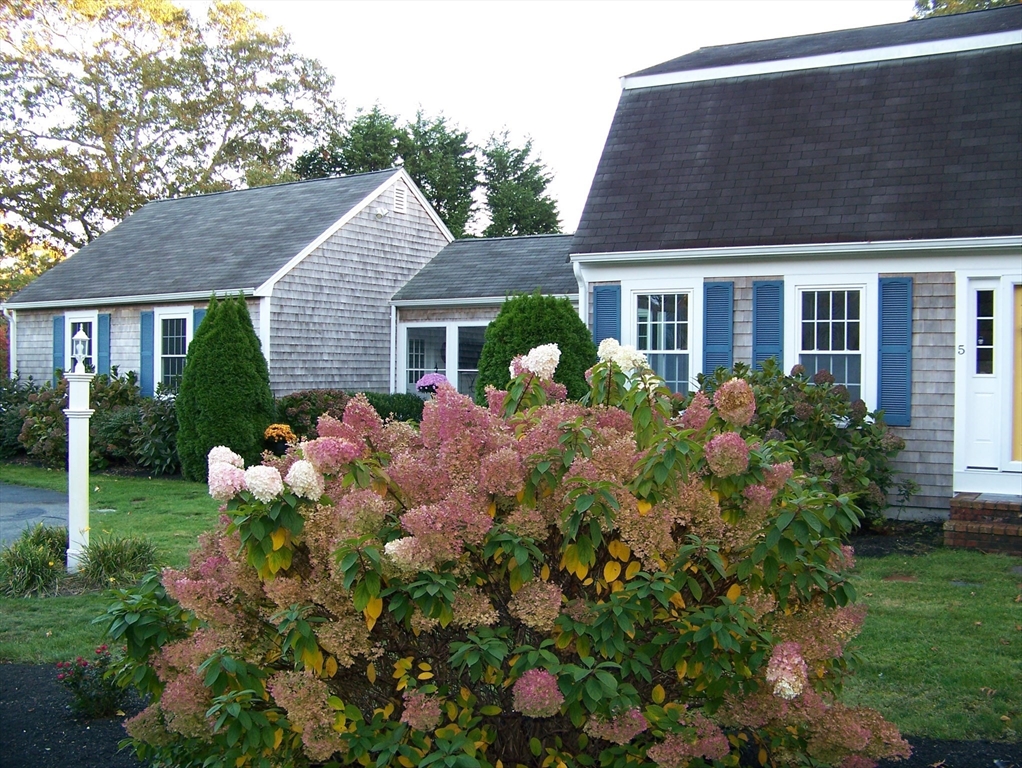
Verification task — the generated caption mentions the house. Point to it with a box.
[3,169,452,397]
[390,234,578,396]
[570,6,1022,520]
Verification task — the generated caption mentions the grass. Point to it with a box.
[2,461,1020,742]
[844,548,1022,742]
[0,462,220,663]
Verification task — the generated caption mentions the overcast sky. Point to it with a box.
[238,0,916,233]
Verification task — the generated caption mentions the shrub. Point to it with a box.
[18,367,142,469]
[0,524,67,597]
[78,534,161,589]
[176,295,275,481]
[0,374,38,458]
[697,359,911,526]
[357,390,424,423]
[56,645,129,719]
[107,344,908,768]
[475,291,596,403]
[276,389,348,438]
[129,391,180,475]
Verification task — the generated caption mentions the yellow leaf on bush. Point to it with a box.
[675,659,687,678]
[637,500,652,516]
[541,564,551,580]
[365,597,383,620]
[270,528,288,551]
[652,684,665,704]
[669,592,685,609]
[366,662,377,683]
[758,747,768,765]
[727,584,742,602]
[273,728,283,749]
[608,540,631,561]
[603,561,622,582]
[324,655,338,678]
[625,561,641,580]
[487,501,497,518]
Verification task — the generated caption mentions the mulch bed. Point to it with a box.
[1,521,1019,767]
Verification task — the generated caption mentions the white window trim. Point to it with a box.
[65,310,99,373]
[620,277,702,390]
[785,274,877,408]
[153,305,194,391]
[397,320,490,396]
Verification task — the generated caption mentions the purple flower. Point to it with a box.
[512,669,563,717]
[416,373,449,393]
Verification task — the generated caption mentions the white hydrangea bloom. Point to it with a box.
[208,461,246,501]
[384,537,423,572]
[207,445,244,469]
[284,460,325,500]
[611,344,648,372]
[244,465,284,503]
[597,338,620,362]
[521,343,561,380]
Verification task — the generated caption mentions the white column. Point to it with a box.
[64,371,95,572]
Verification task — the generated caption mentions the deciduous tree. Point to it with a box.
[913,0,1019,17]
[0,0,339,251]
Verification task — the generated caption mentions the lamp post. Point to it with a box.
[64,328,94,572]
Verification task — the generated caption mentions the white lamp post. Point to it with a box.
[64,328,95,572]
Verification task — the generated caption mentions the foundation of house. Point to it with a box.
[944,493,1022,556]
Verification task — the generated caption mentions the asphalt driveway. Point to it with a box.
[0,484,68,547]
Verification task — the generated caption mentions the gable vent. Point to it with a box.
[393,185,407,214]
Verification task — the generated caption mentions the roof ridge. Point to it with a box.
[451,233,574,244]
[146,168,400,205]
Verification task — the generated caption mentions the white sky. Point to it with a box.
[239,0,916,232]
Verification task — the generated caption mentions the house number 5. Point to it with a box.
[958,345,965,355]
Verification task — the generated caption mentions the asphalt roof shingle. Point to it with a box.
[392,234,577,302]
[7,170,400,305]
[573,9,1022,255]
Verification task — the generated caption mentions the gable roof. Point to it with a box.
[573,7,1022,256]
[6,170,404,307]
[392,234,577,304]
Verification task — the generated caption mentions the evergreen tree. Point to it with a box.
[176,295,275,481]
[475,292,596,403]
[482,132,561,237]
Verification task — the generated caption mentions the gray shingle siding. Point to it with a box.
[270,179,448,396]
[887,272,955,515]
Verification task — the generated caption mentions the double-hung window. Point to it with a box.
[798,288,862,400]
[636,292,690,393]
[152,308,194,393]
[65,311,98,373]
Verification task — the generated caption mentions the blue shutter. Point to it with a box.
[591,284,621,345]
[97,313,111,375]
[703,281,733,373]
[140,311,154,397]
[878,277,913,426]
[193,307,206,331]
[752,281,784,370]
[52,316,65,385]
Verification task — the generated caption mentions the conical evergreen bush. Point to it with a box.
[176,295,275,481]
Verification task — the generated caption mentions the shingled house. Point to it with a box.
[390,234,577,396]
[571,7,1022,519]
[4,170,451,396]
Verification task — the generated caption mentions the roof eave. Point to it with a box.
[3,287,256,312]
[392,294,578,308]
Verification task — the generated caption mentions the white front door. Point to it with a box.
[964,279,1001,470]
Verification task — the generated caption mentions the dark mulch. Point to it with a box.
[2,521,1018,767]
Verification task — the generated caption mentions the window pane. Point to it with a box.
[847,291,860,320]
[977,347,993,375]
[817,292,830,320]
[977,289,994,318]
[831,321,845,351]
[976,319,993,347]
[458,327,485,369]
[802,291,815,321]
[648,353,689,394]
[802,321,815,350]
[833,292,845,320]
[847,321,860,351]
[70,321,94,370]
[407,327,446,391]
[817,322,830,350]
[162,318,187,356]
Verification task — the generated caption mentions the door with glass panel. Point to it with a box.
[964,280,1000,470]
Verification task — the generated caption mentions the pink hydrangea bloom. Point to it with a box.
[742,483,775,514]
[509,579,563,632]
[647,713,730,767]
[383,536,427,573]
[208,461,246,501]
[713,378,756,427]
[512,669,563,718]
[401,689,442,732]
[302,436,363,475]
[763,460,794,491]
[704,432,750,477]
[284,460,324,500]
[243,465,283,503]
[207,445,243,469]
[585,708,649,744]
[679,390,712,430]
[766,641,808,700]
[342,393,384,446]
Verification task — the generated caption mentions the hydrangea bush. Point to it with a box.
[105,360,909,768]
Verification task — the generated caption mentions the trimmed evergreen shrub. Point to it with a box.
[475,291,596,403]
[108,344,909,768]
[176,296,275,481]
[276,389,349,438]
[358,390,425,423]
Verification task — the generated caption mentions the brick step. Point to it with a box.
[943,519,1021,556]
[949,492,1022,526]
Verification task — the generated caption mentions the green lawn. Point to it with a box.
[2,462,1020,742]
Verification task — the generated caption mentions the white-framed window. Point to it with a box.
[400,322,490,398]
[154,307,193,392]
[798,287,863,401]
[636,291,691,393]
[65,311,98,372]
[785,274,876,407]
